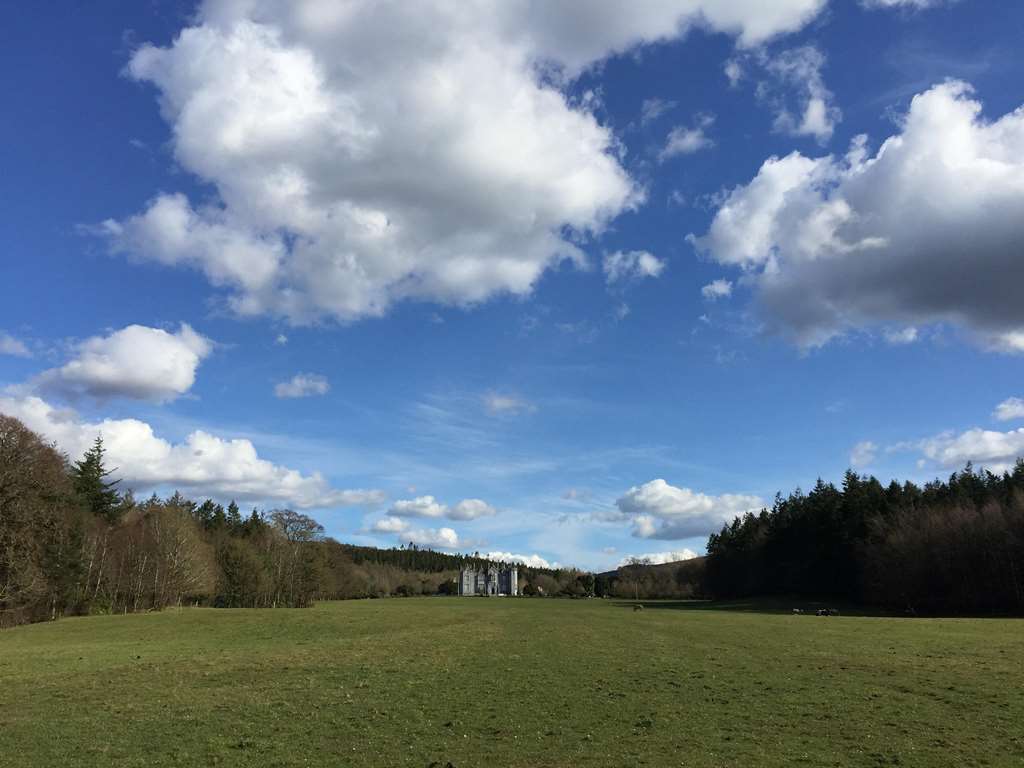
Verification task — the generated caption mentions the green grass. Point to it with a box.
[1,599,1022,767]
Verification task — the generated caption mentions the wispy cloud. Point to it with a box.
[274,373,330,399]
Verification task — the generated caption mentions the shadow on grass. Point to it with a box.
[608,598,897,617]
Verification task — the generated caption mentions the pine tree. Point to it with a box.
[71,435,121,524]
[226,501,243,533]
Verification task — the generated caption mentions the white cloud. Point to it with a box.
[449,499,498,520]
[691,82,1024,352]
[371,517,409,534]
[850,440,878,468]
[615,479,764,539]
[275,333,288,345]
[0,394,382,508]
[38,324,211,402]
[387,494,497,521]
[724,58,743,88]
[761,46,840,142]
[659,115,715,159]
[274,372,330,399]
[0,332,30,358]
[485,552,554,569]
[389,495,448,519]
[483,392,536,416]
[404,527,461,550]
[994,398,1024,423]
[103,0,824,323]
[862,0,949,8]
[618,549,698,567]
[920,427,1024,475]
[701,279,733,300]
[603,250,666,283]
[884,327,919,345]
[640,97,676,125]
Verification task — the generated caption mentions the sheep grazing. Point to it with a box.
[792,608,803,615]
[633,604,644,612]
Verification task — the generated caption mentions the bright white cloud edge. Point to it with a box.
[0,394,382,510]
[37,324,212,402]
[692,81,1024,353]
[103,0,825,324]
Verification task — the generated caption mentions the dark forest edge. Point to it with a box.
[701,463,1024,616]
[614,461,1024,617]
[3,413,1024,627]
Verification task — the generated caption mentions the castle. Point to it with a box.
[458,564,518,596]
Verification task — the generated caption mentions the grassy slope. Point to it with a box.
[1,599,1022,768]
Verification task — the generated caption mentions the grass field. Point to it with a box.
[1,599,1022,767]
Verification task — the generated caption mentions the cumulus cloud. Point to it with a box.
[483,392,536,416]
[449,499,498,520]
[485,552,554,569]
[404,527,461,550]
[0,332,30,358]
[850,440,878,468]
[619,549,698,566]
[760,46,840,142]
[701,279,733,300]
[919,427,1024,475]
[37,324,211,402]
[387,495,497,521]
[658,114,715,160]
[102,0,823,323]
[0,394,383,508]
[274,373,330,398]
[615,479,764,539]
[691,82,1024,352]
[994,398,1024,423]
[388,495,448,519]
[371,517,409,534]
[603,250,666,283]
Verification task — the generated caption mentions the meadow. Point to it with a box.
[1,598,1022,768]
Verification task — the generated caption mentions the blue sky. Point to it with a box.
[2,0,1023,570]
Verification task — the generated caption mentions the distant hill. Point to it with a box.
[596,556,707,599]
[596,555,706,580]
[336,542,561,577]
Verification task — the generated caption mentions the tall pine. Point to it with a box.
[71,435,121,524]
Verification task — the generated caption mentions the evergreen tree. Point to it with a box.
[226,500,243,532]
[71,436,121,524]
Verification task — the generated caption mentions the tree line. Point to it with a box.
[13,409,1016,622]
[0,415,592,628]
[594,464,1024,612]
[703,464,1024,614]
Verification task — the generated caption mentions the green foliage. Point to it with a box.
[2,416,544,627]
[215,538,266,607]
[706,461,1024,613]
[226,500,242,532]
[70,436,121,524]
